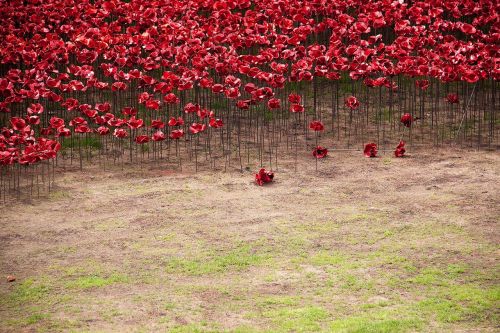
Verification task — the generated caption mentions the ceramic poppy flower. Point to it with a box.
[152,131,166,141]
[400,113,413,128]
[267,98,281,109]
[169,129,184,139]
[313,146,328,159]
[145,99,160,110]
[127,116,144,129]
[151,119,165,129]
[96,126,110,135]
[168,117,184,126]
[364,143,378,158]
[57,128,71,137]
[189,123,206,134]
[290,104,305,113]
[255,168,274,186]
[209,118,223,128]
[309,120,324,131]
[10,117,26,131]
[134,135,150,144]
[75,124,92,133]
[288,93,301,104]
[113,128,128,138]
[394,140,406,157]
[446,94,459,104]
[345,96,360,110]
[416,80,430,90]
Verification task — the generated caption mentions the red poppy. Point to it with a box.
[151,119,165,129]
[400,113,413,128]
[288,93,301,104]
[168,117,184,126]
[145,99,160,110]
[152,131,166,141]
[255,168,274,186]
[75,124,92,133]
[27,103,43,115]
[96,126,110,135]
[446,94,459,104]
[364,143,378,158]
[10,117,26,131]
[57,128,71,137]
[313,146,328,159]
[345,96,360,110]
[309,120,324,131]
[394,140,406,158]
[169,129,184,139]
[164,93,180,104]
[290,104,305,113]
[189,123,206,134]
[134,135,150,144]
[267,98,281,109]
[416,80,430,90]
[209,118,224,128]
[113,128,128,138]
[127,116,144,129]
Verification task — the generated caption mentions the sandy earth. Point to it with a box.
[0,148,499,332]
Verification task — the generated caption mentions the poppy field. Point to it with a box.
[0,0,498,198]
[0,0,499,332]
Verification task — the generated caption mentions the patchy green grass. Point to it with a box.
[65,273,129,289]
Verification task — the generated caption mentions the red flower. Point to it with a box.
[134,135,150,144]
[10,117,26,131]
[313,146,328,159]
[288,93,301,104]
[267,98,281,109]
[145,99,160,110]
[209,118,224,128]
[255,168,274,186]
[400,113,413,128]
[394,141,406,158]
[164,93,180,104]
[345,96,360,110]
[189,123,206,134]
[364,143,378,158]
[290,104,305,113]
[151,119,165,129]
[168,117,184,126]
[27,103,43,115]
[309,120,324,131]
[97,126,110,135]
[169,129,184,139]
[113,128,128,138]
[57,127,71,137]
[416,80,430,90]
[446,94,459,104]
[127,116,144,129]
[75,124,92,133]
[152,131,166,141]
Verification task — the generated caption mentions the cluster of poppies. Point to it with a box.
[0,0,497,169]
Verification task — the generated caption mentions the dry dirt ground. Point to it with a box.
[0,148,499,332]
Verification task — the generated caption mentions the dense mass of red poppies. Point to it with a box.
[0,0,497,172]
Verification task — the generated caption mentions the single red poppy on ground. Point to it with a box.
[313,146,328,158]
[255,168,274,186]
[446,93,459,104]
[364,143,378,157]
[394,140,406,157]
[309,120,324,131]
[400,113,413,128]
[345,96,360,110]
[134,135,150,144]
[169,129,184,139]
